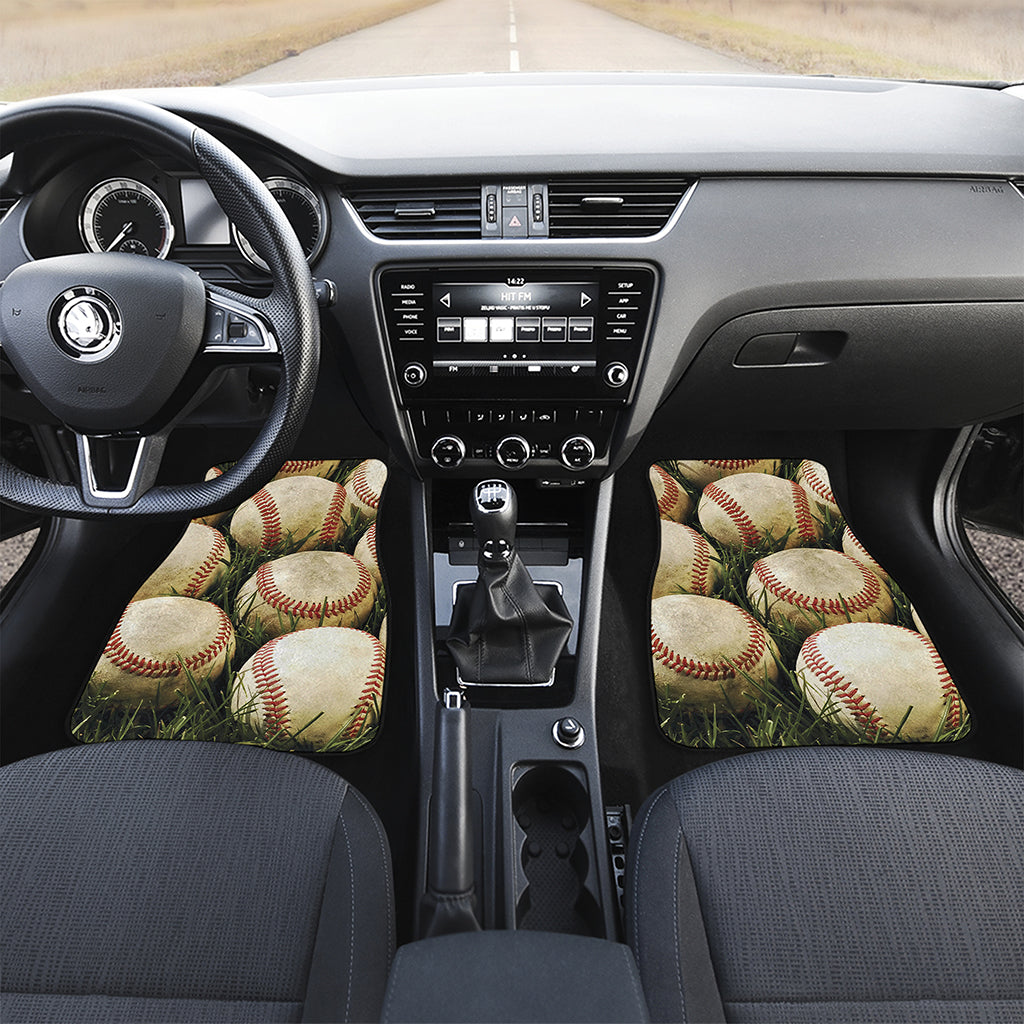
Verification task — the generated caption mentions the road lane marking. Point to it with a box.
[510,48,520,71]
[510,24,517,42]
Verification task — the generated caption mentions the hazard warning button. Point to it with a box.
[502,209,528,238]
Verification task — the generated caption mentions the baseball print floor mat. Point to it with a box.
[73,458,388,753]
[650,458,969,749]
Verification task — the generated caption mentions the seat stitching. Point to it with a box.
[673,827,687,1023]
[336,801,356,1023]
[631,786,682,1020]
[347,784,395,968]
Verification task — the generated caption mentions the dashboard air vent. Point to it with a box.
[348,184,481,239]
[547,178,689,238]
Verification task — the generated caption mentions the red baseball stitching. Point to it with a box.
[789,481,819,544]
[351,464,382,510]
[689,530,712,595]
[281,460,328,473]
[104,606,233,678]
[800,631,888,738]
[752,553,881,614]
[345,635,386,738]
[319,483,349,546]
[799,461,836,505]
[366,522,378,564]
[185,529,228,597]
[652,465,680,518]
[694,459,765,471]
[923,636,962,731]
[251,488,283,551]
[651,608,767,681]
[255,556,373,622]
[703,481,761,548]
[251,637,291,737]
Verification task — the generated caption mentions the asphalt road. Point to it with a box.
[231,0,754,83]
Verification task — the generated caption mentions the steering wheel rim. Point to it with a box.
[0,94,320,520]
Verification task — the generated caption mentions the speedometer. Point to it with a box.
[80,178,174,258]
[232,177,327,272]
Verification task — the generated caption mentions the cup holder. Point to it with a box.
[512,764,603,937]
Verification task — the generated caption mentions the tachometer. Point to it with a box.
[232,177,326,271]
[80,178,174,258]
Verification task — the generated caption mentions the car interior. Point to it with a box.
[1,73,1022,1022]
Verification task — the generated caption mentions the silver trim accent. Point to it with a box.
[80,177,174,259]
[560,434,595,471]
[52,288,123,362]
[78,434,148,502]
[202,292,278,354]
[552,717,586,749]
[232,176,328,272]
[495,434,531,470]
[431,434,466,468]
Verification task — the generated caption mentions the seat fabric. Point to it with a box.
[0,741,395,1023]
[627,747,1024,1024]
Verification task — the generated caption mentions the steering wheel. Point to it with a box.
[0,95,320,520]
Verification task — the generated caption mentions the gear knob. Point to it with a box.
[471,480,518,564]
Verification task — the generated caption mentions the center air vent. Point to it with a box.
[547,178,689,238]
[348,184,481,239]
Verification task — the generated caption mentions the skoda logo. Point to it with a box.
[50,287,123,362]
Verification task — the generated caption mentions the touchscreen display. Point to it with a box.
[432,280,599,344]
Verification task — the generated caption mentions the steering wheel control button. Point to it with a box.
[553,717,586,749]
[50,287,123,362]
[560,435,596,471]
[202,296,276,354]
[604,361,629,388]
[495,435,531,470]
[403,362,427,387]
[431,435,466,469]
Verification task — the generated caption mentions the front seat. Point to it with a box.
[0,741,395,1023]
[627,747,1024,1023]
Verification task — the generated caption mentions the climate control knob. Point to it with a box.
[560,435,596,471]
[495,435,531,470]
[431,435,465,469]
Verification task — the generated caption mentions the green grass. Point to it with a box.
[72,459,385,754]
[652,458,971,749]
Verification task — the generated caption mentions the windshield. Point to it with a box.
[1,0,1020,100]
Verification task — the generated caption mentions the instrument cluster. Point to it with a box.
[19,141,328,278]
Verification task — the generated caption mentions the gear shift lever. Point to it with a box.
[471,480,517,565]
[446,480,573,685]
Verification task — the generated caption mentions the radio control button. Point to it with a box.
[605,362,630,388]
[495,435,531,470]
[431,436,466,469]
[568,317,594,342]
[542,317,568,342]
[561,435,596,471]
[437,317,462,342]
[403,362,427,387]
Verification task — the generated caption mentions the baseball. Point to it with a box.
[354,521,381,586]
[89,597,235,708]
[649,464,693,523]
[346,459,387,523]
[379,615,388,650]
[232,627,385,746]
[236,550,377,638]
[698,473,823,551]
[841,525,890,582]
[272,459,341,481]
[747,548,895,639]
[653,520,723,598]
[796,622,962,741]
[132,522,229,602]
[796,459,843,520]
[230,476,352,553]
[651,594,779,711]
[192,465,231,528]
[673,458,780,489]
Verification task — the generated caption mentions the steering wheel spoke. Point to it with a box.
[75,431,168,509]
[201,288,279,362]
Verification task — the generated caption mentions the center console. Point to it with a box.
[377,263,658,474]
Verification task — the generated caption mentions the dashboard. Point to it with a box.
[1,73,1022,483]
